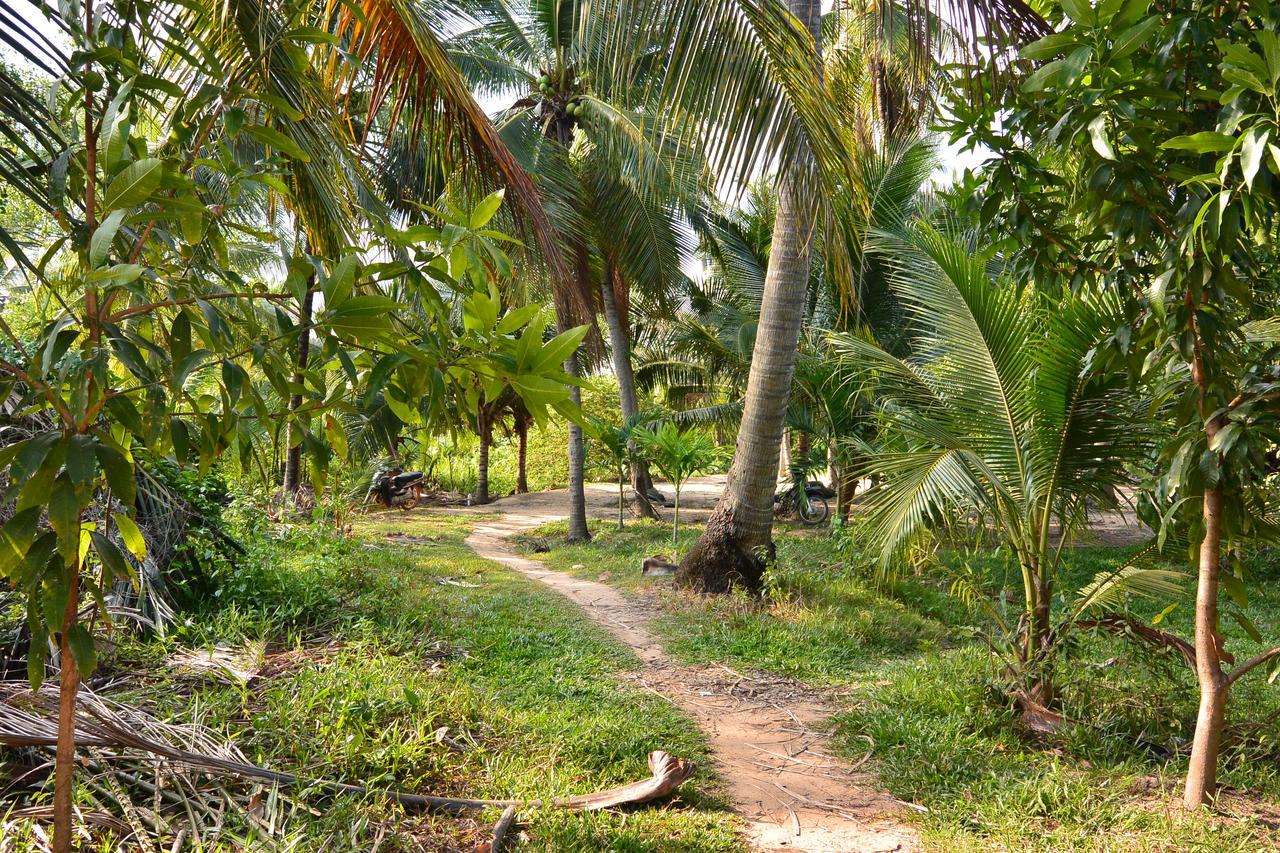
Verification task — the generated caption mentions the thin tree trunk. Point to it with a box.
[602,263,660,520]
[1183,293,1229,808]
[52,555,81,853]
[516,417,529,494]
[282,281,315,501]
[476,401,491,504]
[673,483,681,549]
[837,469,857,521]
[778,428,792,480]
[677,0,820,593]
[56,2,96,842]
[1185,482,1228,807]
[618,465,626,530]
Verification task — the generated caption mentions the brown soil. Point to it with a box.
[465,508,916,853]
[437,476,1151,850]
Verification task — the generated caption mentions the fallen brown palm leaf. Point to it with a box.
[0,683,695,814]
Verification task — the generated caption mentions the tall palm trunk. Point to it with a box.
[560,243,593,541]
[778,428,792,479]
[282,280,315,501]
[677,0,821,593]
[476,399,491,504]
[516,415,529,494]
[563,349,591,541]
[602,262,660,519]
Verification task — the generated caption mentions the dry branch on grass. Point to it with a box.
[0,681,696,842]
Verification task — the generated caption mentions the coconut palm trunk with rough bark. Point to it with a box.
[476,400,491,504]
[516,415,529,493]
[282,281,315,501]
[676,0,821,593]
[559,246,593,542]
[563,353,591,541]
[601,262,660,519]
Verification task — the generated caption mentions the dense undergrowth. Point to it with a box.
[523,519,1280,851]
[3,511,742,851]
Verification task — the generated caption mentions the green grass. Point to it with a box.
[72,511,743,851]
[520,519,1280,851]
[517,518,953,685]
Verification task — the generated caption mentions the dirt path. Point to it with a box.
[464,508,917,853]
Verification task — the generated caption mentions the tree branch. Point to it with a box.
[1227,646,1280,688]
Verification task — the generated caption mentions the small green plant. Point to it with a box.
[634,423,719,548]
[588,412,655,530]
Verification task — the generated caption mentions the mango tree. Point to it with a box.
[948,0,1280,808]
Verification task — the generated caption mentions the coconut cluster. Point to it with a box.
[533,69,587,121]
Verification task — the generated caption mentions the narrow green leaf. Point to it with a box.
[1241,127,1269,189]
[1089,115,1116,160]
[1110,16,1160,59]
[95,444,136,506]
[66,433,98,487]
[469,190,505,228]
[244,123,311,163]
[1162,132,1236,153]
[90,530,132,583]
[1061,0,1094,24]
[89,209,126,268]
[103,158,163,210]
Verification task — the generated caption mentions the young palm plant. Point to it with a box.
[588,412,654,530]
[831,223,1181,708]
[634,422,719,548]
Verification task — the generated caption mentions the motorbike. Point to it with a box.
[366,467,425,510]
[773,480,832,526]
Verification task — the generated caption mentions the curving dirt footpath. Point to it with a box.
[464,498,917,853]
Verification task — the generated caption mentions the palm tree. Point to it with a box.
[444,0,710,531]
[589,412,655,529]
[635,422,720,547]
[830,222,1177,705]
[620,0,1049,592]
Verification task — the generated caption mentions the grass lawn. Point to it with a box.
[519,518,1280,851]
[18,512,744,851]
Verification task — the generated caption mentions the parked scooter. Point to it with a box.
[366,467,425,510]
[773,480,833,525]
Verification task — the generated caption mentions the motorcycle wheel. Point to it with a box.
[399,493,420,511]
[798,495,829,525]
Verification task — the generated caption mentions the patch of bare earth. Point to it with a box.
[465,512,916,853]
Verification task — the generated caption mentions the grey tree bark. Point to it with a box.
[282,281,315,501]
[601,263,660,520]
[563,351,591,541]
[476,399,491,504]
[676,0,821,592]
[516,415,529,494]
[560,246,592,542]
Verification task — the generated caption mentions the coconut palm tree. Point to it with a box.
[443,0,711,529]
[830,222,1178,706]
[635,421,720,547]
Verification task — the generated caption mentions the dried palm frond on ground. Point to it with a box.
[0,681,696,847]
